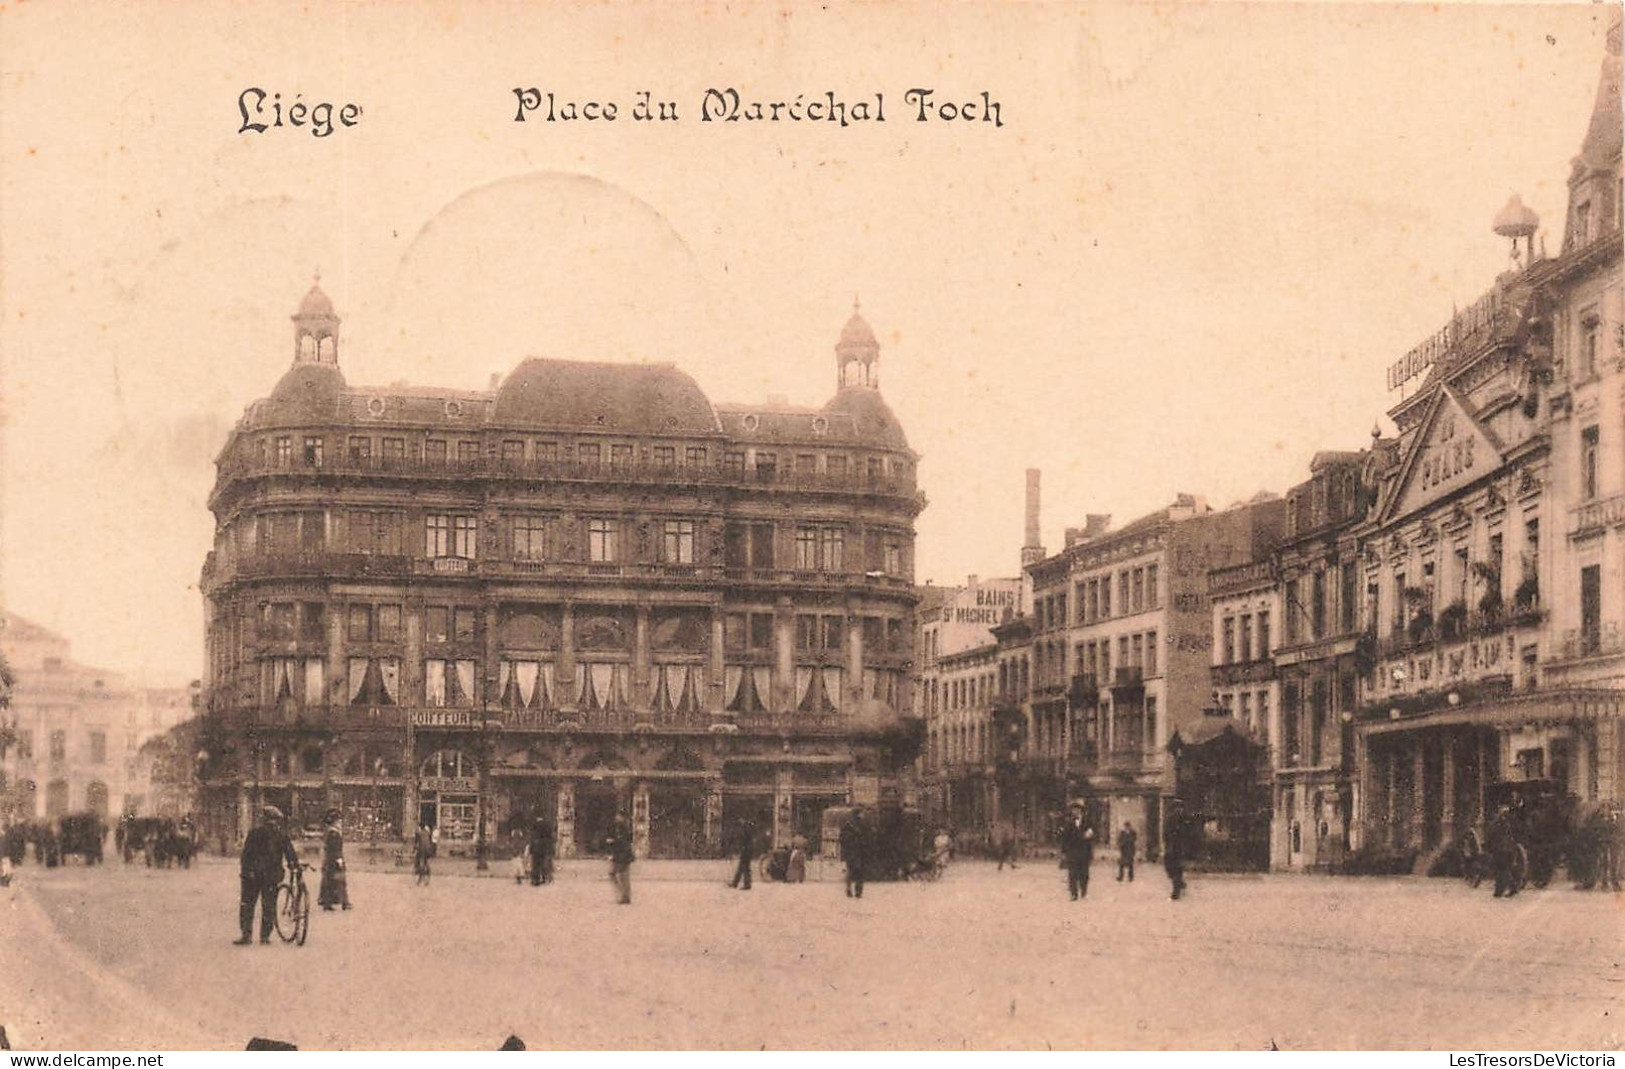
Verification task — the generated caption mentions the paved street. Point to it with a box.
[1,856,1621,1050]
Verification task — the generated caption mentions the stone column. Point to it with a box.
[773,597,795,714]
[1596,720,1619,803]
[483,604,501,705]
[847,606,864,712]
[1352,729,1369,852]
[704,780,723,856]
[632,780,651,859]
[1440,733,1457,845]
[556,780,576,858]
[1385,749,1398,847]
[1410,738,1426,847]
[327,601,347,710]
[774,768,793,849]
[558,603,577,711]
[633,603,652,711]
[709,607,726,715]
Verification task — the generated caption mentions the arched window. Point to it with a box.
[299,334,316,360]
[301,747,324,775]
[318,335,336,362]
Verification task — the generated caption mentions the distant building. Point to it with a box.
[1023,493,1286,854]
[0,613,193,823]
[197,287,926,857]
[917,575,1023,835]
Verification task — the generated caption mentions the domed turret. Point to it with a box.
[835,297,880,389]
[291,275,340,366]
[1494,194,1540,267]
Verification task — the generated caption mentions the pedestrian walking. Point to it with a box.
[728,818,757,890]
[510,834,529,885]
[413,820,435,886]
[1489,804,1520,899]
[318,810,351,912]
[996,823,1019,871]
[1060,803,1095,900]
[840,807,867,899]
[529,815,555,886]
[1116,821,1138,882]
[1164,810,1188,900]
[786,836,808,883]
[605,814,634,904]
[235,806,298,945]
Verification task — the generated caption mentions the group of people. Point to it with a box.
[508,816,557,887]
[1057,804,1186,901]
[234,806,351,945]
[115,815,197,868]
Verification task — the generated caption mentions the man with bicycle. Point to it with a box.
[236,806,300,945]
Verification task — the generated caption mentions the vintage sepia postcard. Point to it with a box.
[0,0,1620,1055]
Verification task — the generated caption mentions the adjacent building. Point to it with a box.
[917,574,1022,835]
[1351,22,1623,860]
[197,288,926,858]
[0,613,193,823]
[1022,494,1285,854]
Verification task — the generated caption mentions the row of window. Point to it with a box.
[1218,611,1273,665]
[1215,689,1273,746]
[1033,564,1162,631]
[257,433,910,481]
[1077,630,1160,682]
[11,729,116,764]
[238,510,909,574]
[257,602,479,644]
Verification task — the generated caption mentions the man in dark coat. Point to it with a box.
[1489,804,1521,898]
[318,810,350,911]
[1116,822,1138,882]
[529,815,554,886]
[728,818,757,890]
[605,814,634,904]
[1060,804,1095,900]
[236,807,299,945]
[1164,809,1188,900]
[839,807,867,899]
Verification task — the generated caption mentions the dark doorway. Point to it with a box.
[648,784,706,858]
[721,793,774,854]
[573,779,623,856]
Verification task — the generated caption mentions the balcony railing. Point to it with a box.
[1067,673,1099,705]
[1572,491,1625,539]
[1553,625,1625,663]
[204,553,916,592]
[219,702,871,735]
[216,452,923,502]
[1110,667,1144,691]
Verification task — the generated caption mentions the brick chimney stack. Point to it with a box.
[1021,469,1045,568]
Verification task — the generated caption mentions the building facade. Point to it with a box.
[917,575,1023,837]
[1352,24,1623,860]
[1020,494,1285,855]
[197,287,925,858]
[0,613,193,824]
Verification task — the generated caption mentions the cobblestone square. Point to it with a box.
[2,857,1620,1050]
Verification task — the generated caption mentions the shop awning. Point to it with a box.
[1357,688,1623,737]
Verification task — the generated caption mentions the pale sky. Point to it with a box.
[0,1,1613,683]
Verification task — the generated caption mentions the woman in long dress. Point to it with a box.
[318,810,351,910]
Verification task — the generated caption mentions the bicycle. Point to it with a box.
[274,862,313,946]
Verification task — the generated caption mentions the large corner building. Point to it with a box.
[197,291,925,858]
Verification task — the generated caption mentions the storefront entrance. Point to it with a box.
[573,779,624,856]
[648,784,707,858]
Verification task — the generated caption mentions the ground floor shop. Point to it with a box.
[1354,690,1625,860]
[205,722,907,859]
